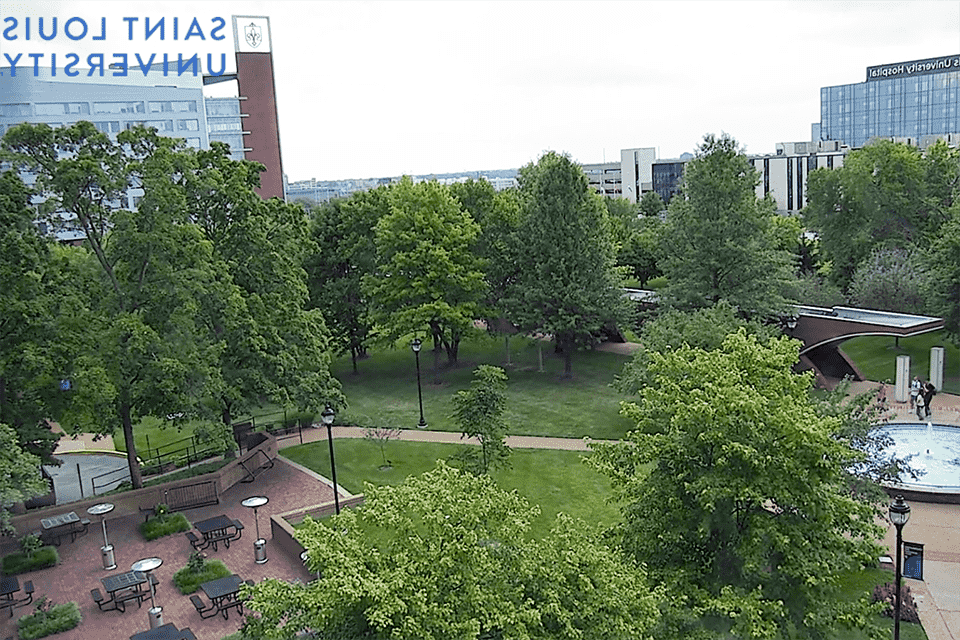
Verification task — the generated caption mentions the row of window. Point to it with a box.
[825,94,959,113]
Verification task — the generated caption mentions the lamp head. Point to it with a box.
[888,494,911,527]
[321,405,336,426]
[411,338,422,353]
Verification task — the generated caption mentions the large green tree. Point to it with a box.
[614,301,778,395]
[3,123,230,488]
[364,177,486,366]
[305,188,387,374]
[804,139,957,289]
[659,134,794,319]
[592,331,885,639]
[0,423,49,534]
[182,144,343,428]
[241,461,660,640]
[505,151,626,377]
[926,203,960,346]
[0,170,60,461]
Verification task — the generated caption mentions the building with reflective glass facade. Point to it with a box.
[820,54,960,148]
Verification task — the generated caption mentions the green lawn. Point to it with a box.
[834,567,927,640]
[280,439,622,539]
[332,333,636,440]
[840,330,960,394]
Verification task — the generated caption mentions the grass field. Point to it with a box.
[840,330,960,394]
[330,332,636,440]
[835,567,927,640]
[280,439,622,540]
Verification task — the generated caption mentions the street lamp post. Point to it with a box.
[411,338,427,428]
[321,406,340,515]
[889,494,911,640]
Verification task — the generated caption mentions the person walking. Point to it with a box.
[910,376,921,409]
[915,389,926,420]
[923,382,936,418]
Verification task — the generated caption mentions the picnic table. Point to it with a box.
[193,515,242,552]
[39,511,90,546]
[98,570,149,613]
[0,575,34,617]
[129,622,195,640]
[200,574,245,620]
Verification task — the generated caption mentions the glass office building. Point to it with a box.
[820,54,960,148]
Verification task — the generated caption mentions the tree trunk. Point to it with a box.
[121,403,143,489]
[351,346,359,374]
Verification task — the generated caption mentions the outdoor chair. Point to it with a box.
[189,595,218,619]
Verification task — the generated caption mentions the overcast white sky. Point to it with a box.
[4,1,960,181]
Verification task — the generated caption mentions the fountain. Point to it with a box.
[881,422,960,500]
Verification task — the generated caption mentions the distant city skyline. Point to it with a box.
[5,1,960,182]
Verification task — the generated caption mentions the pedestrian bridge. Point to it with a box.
[787,305,944,356]
[622,289,944,356]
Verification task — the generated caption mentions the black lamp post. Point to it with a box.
[321,406,340,515]
[889,494,911,640]
[411,338,427,428]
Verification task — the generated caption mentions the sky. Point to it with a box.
[3,1,960,182]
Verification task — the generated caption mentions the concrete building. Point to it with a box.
[0,15,286,204]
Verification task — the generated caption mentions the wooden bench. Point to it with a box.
[140,481,219,522]
[239,449,276,483]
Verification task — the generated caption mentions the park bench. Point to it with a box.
[140,480,219,522]
[239,449,276,483]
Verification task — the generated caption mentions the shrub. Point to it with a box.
[139,512,191,541]
[1,545,58,575]
[872,581,921,623]
[173,553,232,594]
[17,598,81,640]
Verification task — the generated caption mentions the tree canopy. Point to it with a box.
[504,151,626,377]
[804,139,958,289]
[242,461,660,640]
[2,122,341,487]
[364,177,486,366]
[658,134,794,320]
[592,331,885,639]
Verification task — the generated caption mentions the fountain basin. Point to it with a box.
[880,423,960,503]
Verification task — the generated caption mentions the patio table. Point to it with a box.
[100,570,148,612]
[193,515,240,552]
[200,574,245,620]
[129,622,183,640]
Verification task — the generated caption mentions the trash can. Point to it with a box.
[148,606,163,629]
[255,538,267,564]
[101,544,116,571]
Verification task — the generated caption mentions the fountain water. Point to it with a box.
[882,423,960,491]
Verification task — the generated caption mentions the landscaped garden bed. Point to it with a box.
[1,535,58,575]
[17,598,81,640]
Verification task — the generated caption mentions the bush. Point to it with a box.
[872,581,921,623]
[139,512,191,541]
[173,552,232,594]
[17,598,81,640]
[1,546,58,575]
